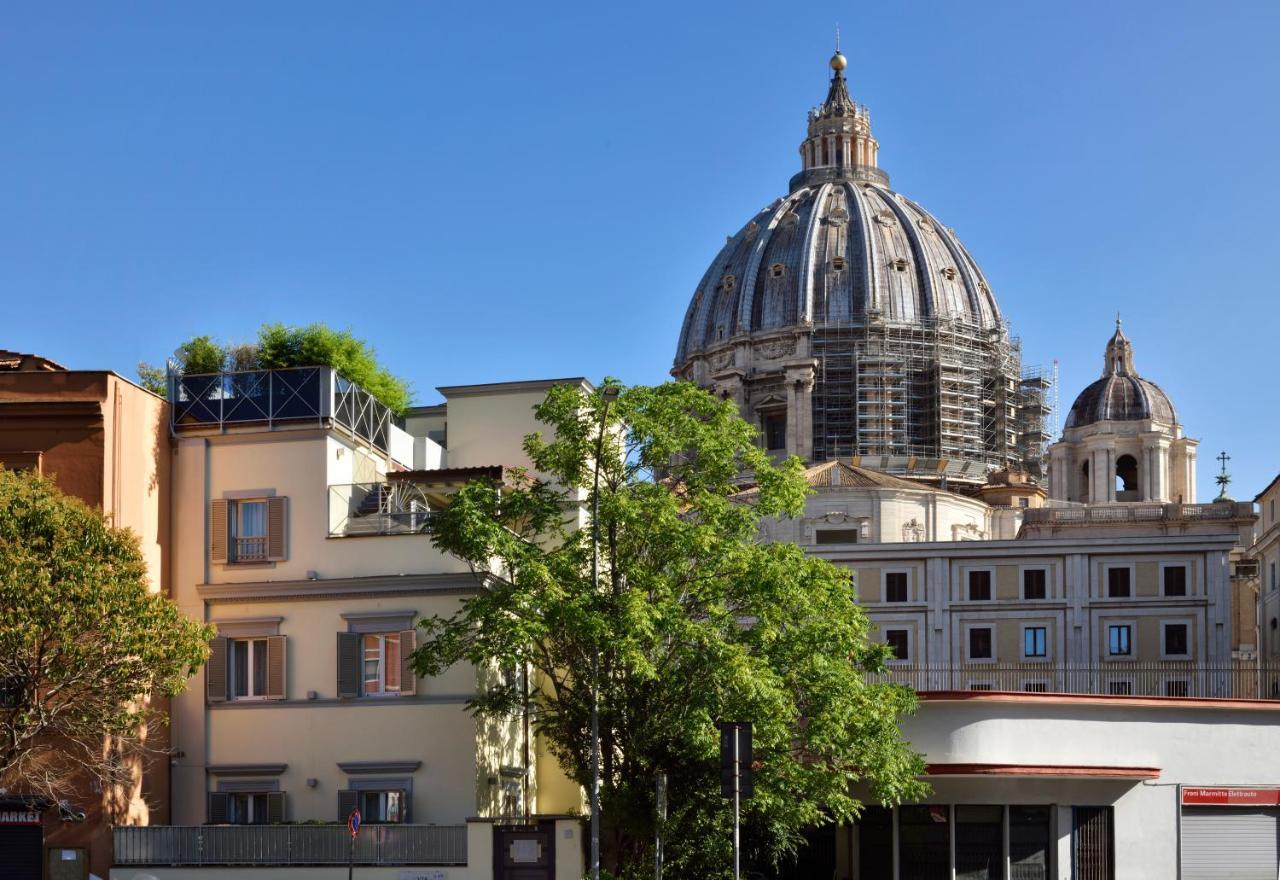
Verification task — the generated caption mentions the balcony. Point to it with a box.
[170,366,394,455]
[114,824,467,867]
[1023,501,1254,526]
[869,662,1280,700]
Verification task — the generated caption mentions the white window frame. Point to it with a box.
[1021,624,1049,661]
[964,623,996,663]
[359,788,406,824]
[228,637,269,701]
[1106,621,1136,660]
[964,567,995,602]
[1019,565,1050,601]
[229,498,269,564]
[1102,563,1135,599]
[882,569,911,604]
[361,633,402,697]
[1160,563,1190,597]
[882,627,912,664]
[1160,619,1192,659]
[227,791,270,825]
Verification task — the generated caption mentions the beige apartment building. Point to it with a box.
[113,367,585,880]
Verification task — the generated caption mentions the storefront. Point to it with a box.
[1181,787,1280,879]
[0,802,44,880]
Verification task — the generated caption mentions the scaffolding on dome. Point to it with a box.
[810,317,1045,485]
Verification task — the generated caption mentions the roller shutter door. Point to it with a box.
[1182,808,1279,879]
[0,825,42,880]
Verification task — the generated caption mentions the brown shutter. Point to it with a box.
[266,635,287,700]
[266,791,286,824]
[266,496,288,561]
[399,629,417,696]
[206,637,228,703]
[210,499,228,564]
[338,790,359,822]
[207,792,229,824]
[337,632,361,699]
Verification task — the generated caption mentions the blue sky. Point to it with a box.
[3,1,1277,500]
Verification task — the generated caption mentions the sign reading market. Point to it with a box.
[0,810,40,825]
[1182,787,1280,806]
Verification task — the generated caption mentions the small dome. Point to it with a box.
[830,51,848,71]
[1064,322,1178,428]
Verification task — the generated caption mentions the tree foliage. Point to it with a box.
[0,468,214,808]
[412,381,927,878]
[137,323,412,415]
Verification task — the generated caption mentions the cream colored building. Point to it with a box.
[114,369,585,879]
[1251,474,1280,667]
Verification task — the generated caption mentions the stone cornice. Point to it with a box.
[197,571,490,604]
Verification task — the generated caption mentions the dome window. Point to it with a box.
[770,263,787,279]
[722,275,736,292]
[891,258,908,272]
[941,267,957,281]
[875,211,896,227]
[831,257,846,272]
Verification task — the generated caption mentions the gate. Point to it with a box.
[493,820,556,880]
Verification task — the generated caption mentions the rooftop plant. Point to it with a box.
[136,323,412,415]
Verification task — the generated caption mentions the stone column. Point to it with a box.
[784,360,818,463]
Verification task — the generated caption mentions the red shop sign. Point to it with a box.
[1182,787,1280,806]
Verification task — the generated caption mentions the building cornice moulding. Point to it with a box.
[197,571,489,604]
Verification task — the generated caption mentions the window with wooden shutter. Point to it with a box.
[210,499,228,564]
[266,791,285,824]
[338,790,359,822]
[399,629,417,696]
[207,637,228,703]
[267,497,288,561]
[266,635,287,700]
[337,632,361,698]
[207,792,230,825]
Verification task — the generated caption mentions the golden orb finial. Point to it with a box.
[830,51,848,71]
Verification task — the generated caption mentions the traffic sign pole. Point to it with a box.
[347,809,361,880]
[732,725,740,880]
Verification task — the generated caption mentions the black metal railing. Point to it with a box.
[868,662,1280,700]
[114,824,468,866]
[170,366,392,453]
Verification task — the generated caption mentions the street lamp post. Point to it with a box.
[590,384,619,880]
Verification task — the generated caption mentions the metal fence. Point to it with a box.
[170,366,392,453]
[868,662,1280,700]
[114,824,468,866]
[328,481,437,537]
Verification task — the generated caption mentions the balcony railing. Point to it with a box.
[170,366,392,454]
[232,536,268,562]
[869,662,1280,700]
[1023,501,1253,526]
[114,824,467,866]
[329,481,437,537]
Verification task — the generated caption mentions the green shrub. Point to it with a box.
[255,323,412,415]
[176,335,225,374]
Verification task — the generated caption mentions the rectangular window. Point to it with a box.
[1163,565,1187,597]
[359,789,405,824]
[1164,623,1189,657]
[898,805,950,880]
[1010,805,1052,880]
[763,413,787,451]
[955,805,1003,880]
[1166,679,1189,697]
[362,633,402,696]
[227,792,269,825]
[1108,680,1133,696]
[885,572,909,603]
[815,528,859,545]
[968,570,992,601]
[968,682,993,691]
[1271,562,1276,593]
[884,629,910,661]
[1108,624,1133,656]
[968,627,993,660]
[1023,681,1048,693]
[230,499,268,562]
[1106,567,1131,598]
[230,638,268,699]
[1023,568,1047,600]
[1024,626,1048,659]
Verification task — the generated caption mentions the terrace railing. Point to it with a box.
[1022,501,1252,526]
[868,662,1280,700]
[114,824,467,866]
[170,366,392,453]
[328,481,437,537]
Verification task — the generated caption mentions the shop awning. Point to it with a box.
[925,763,1160,780]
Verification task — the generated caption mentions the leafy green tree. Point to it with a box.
[412,381,926,878]
[134,362,168,396]
[0,468,214,807]
[256,323,412,415]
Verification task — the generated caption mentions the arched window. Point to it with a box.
[1116,454,1138,498]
